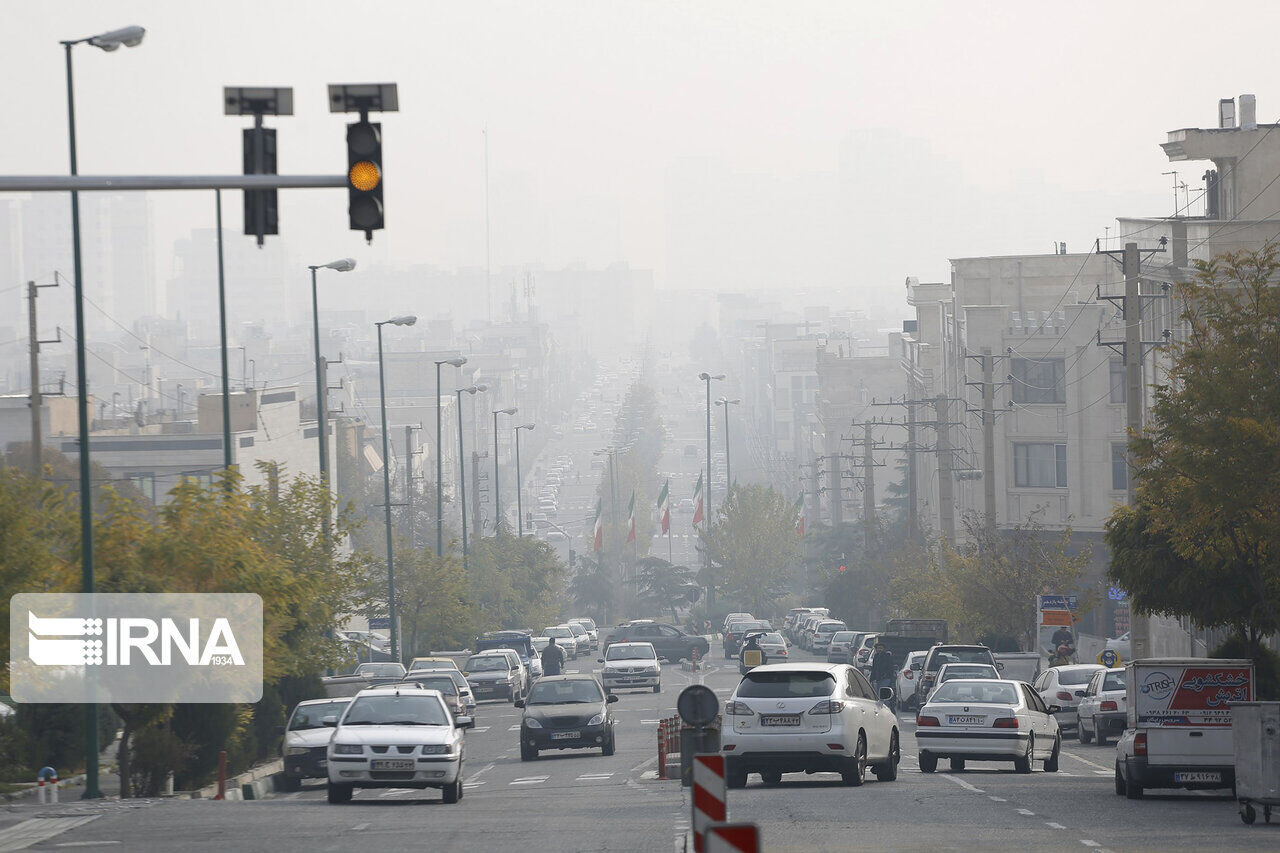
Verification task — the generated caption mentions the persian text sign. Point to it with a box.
[11,593,263,704]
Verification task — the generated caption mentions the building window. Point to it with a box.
[1013,443,1067,488]
[1111,443,1128,491]
[1109,359,1126,404]
[126,473,156,503]
[1011,357,1066,404]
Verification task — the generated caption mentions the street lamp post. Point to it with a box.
[455,386,482,569]
[309,258,356,539]
[61,22,146,802]
[698,372,724,609]
[716,398,741,499]
[492,406,517,532]
[434,357,466,556]
[514,423,535,536]
[376,315,417,663]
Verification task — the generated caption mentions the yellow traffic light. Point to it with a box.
[349,160,380,192]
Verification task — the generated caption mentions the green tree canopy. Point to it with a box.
[701,484,798,615]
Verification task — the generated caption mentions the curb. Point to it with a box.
[189,758,284,801]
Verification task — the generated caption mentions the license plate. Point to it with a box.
[551,731,580,740]
[947,715,984,725]
[1174,771,1221,783]
[760,714,801,727]
[370,759,414,771]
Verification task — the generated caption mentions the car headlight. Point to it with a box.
[648,665,661,673]
[285,747,309,756]
[421,743,454,755]
[524,718,543,729]
[332,743,363,755]
[587,714,605,726]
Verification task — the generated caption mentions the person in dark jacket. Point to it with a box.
[868,641,897,709]
[739,632,767,675]
[540,637,565,676]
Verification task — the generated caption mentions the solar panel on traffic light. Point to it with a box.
[347,120,383,240]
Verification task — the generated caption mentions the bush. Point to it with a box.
[1211,634,1280,700]
[130,725,194,797]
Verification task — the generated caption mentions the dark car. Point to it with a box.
[915,644,1000,707]
[397,673,467,720]
[723,620,772,659]
[516,675,619,760]
[603,622,710,663]
[463,652,522,702]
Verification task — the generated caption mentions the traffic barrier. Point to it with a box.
[691,753,726,853]
[36,767,57,805]
[658,715,681,779]
[214,750,227,800]
[705,823,760,853]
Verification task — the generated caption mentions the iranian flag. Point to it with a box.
[626,491,636,543]
[592,500,603,552]
[692,472,704,525]
[794,494,805,538]
[658,479,670,534]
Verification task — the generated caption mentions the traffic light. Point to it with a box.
[243,126,278,244]
[838,563,847,573]
[347,120,384,240]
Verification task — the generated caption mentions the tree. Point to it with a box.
[700,484,798,616]
[632,557,695,621]
[466,532,566,632]
[383,544,473,655]
[569,553,615,626]
[1107,245,1280,652]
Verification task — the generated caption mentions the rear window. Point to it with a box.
[831,632,856,642]
[931,681,1018,705]
[940,665,998,680]
[737,671,835,699]
[1103,672,1125,692]
[1057,668,1098,685]
[929,649,992,669]
[817,622,846,632]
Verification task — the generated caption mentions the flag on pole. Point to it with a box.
[626,491,636,543]
[692,472,704,525]
[658,479,671,534]
[794,494,805,538]
[592,500,603,552]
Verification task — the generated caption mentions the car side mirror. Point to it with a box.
[607,694,620,704]
[1047,705,1061,714]
[274,725,286,736]
[514,699,525,709]
[995,662,1005,670]
[879,687,895,702]
[322,715,338,727]
[456,716,474,729]
[597,658,605,663]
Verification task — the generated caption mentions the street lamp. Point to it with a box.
[455,385,483,569]
[61,21,145,803]
[715,398,741,497]
[434,356,467,556]
[376,314,416,663]
[698,372,724,609]
[308,258,356,521]
[492,406,517,533]
[514,423,535,537]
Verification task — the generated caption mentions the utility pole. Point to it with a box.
[829,451,843,528]
[982,348,997,529]
[905,401,918,540]
[934,395,955,541]
[862,423,875,547]
[405,425,415,548]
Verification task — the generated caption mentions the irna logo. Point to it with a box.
[27,612,245,667]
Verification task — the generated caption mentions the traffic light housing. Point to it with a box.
[347,120,384,240]
[242,126,278,245]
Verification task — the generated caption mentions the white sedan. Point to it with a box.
[1033,664,1104,730]
[915,679,1061,774]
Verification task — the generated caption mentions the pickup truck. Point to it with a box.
[1115,657,1254,799]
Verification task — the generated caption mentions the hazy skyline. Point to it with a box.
[4,1,1274,317]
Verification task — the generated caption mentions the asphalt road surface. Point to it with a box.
[2,648,1277,852]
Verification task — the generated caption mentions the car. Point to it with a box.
[676,498,695,513]
[1075,667,1126,746]
[545,530,567,542]
[463,652,523,702]
[565,621,593,653]
[915,645,1000,707]
[401,669,476,717]
[408,656,462,674]
[1032,664,1104,731]
[338,630,391,652]
[516,675,619,760]
[353,662,407,680]
[723,620,770,658]
[852,632,880,672]
[543,625,581,659]
[603,621,710,662]
[1105,631,1131,661]
[722,612,754,632]
[475,631,540,681]
[754,632,789,663]
[599,642,661,693]
[279,698,352,791]
[826,631,857,664]
[915,679,1061,774]
[811,620,849,654]
[568,618,599,650]
[927,662,1001,702]
[398,673,468,720]
[325,685,472,804]
[721,663,900,788]
[895,651,928,711]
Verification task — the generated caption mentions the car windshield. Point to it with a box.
[760,633,785,645]
[410,660,454,671]
[342,694,450,726]
[356,663,405,677]
[738,671,835,699]
[1102,672,1126,692]
[931,649,991,668]
[1057,668,1099,685]
[940,665,998,681]
[606,645,655,661]
[527,679,604,705]
[465,656,509,672]
[545,627,572,638]
[930,681,1019,705]
[409,677,459,695]
[289,700,350,730]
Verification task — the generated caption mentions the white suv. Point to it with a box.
[326,685,472,804]
[721,663,900,788]
[599,642,661,694]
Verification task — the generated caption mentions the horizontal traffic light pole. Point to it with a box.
[0,174,346,192]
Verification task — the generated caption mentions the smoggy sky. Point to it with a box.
[5,1,1274,316]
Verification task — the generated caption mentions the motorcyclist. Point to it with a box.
[868,641,897,711]
[739,631,767,675]
[540,637,566,677]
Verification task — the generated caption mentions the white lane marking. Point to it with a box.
[1016,808,1036,816]
[632,756,658,772]
[577,772,613,781]
[1046,822,1066,830]
[471,763,496,778]
[988,796,1007,802]
[472,727,491,733]
[938,773,984,793]
[1092,770,1110,776]
[0,817,100,852]
[508,725,521,731]
[1080,842,1101,849]
[1065,752,1112,772]
[511,775,549,785]
[378,788,411,798]
[351,823,369,831]
[462,781,486,788]
[640,719,660,724]
[55,845,122,850]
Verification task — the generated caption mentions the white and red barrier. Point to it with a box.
[705,823,760,853]
[691,754,726,852]
[36,768,58,804]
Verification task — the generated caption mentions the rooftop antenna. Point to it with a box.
[1162,170,1179,216]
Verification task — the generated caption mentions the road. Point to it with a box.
[2,646,1275,852]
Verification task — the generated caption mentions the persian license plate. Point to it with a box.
[551,730,580,740]
[370,759,414,771]
[760,714,801,727]
[947,715,984,726]
[1174,771,1221,783]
